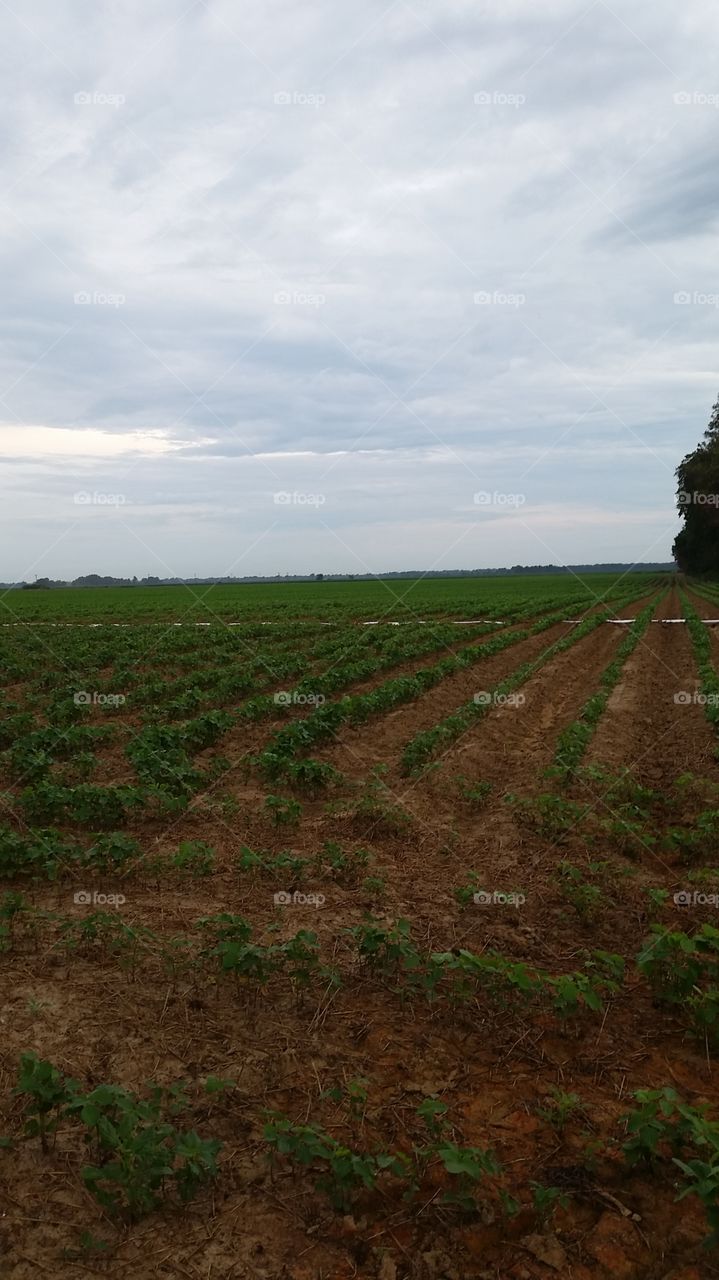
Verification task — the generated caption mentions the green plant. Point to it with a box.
[171,839,215,876]
[434,1142,502,1211]
[321,1077,370,1120]
[264,1115,383,1210]
[664,809,719,863]
[456,777,492,808]
[264,794,302,827]
[197,915,322,991]
[506,792,587,842]
[55,913,153,972]
[416,1097,449,1137]
[83,832,140,873]
[316,840,371,884]
[638,923,719,1003]
[362,875,386,897]
[622,1087,719,1241]
[537,1086,583,1132]
[454,871,482,907]
[203,1076,235,1096]
[236,845,308,880]
[557,862,603,922]
[530,1181,569,1222]
[15,1052,77,1152]
[66,1082,220,1219]
[349,917,421,979]
[353,765,412,835]
[60,1231,112,1262]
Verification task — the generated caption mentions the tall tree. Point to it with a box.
[674,396,719,573]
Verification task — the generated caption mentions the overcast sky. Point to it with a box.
[1,0,716,579]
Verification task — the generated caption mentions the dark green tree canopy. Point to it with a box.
[674,396,719,574]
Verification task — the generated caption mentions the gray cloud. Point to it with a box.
[0,0,714,577]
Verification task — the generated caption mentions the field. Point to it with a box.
[4,571,719,1279]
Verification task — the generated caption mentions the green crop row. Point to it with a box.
[400,585,656,774]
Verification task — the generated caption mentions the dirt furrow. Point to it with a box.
[315,592,657,797]
[585,585,719,785]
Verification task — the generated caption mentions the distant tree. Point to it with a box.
[673,396,719,574]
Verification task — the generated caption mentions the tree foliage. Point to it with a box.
[674,396,719,573]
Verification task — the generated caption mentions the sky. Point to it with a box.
[0,0,716,580]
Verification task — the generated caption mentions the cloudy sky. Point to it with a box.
[1,0,716,579]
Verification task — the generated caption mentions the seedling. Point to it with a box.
[506,792,587,842]
[171,839,215,876]
[456,776,492,808]
[434,1142,502,1212]
[531,1181,569,1222]
[264,1115,381,1210]
[15,1052,77,1152]
[537,1086,583,1132]
[316,840,370,884]
[264,794,302,828]
[416,1097,449,1137]
[557,862,603,922]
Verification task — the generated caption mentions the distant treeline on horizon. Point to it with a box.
[7,564,675,590]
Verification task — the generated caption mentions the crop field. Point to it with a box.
[4,571,719,1279]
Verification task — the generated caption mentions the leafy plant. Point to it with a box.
[537,1086,583,1132]
[531,1181,569,1222]
[316,840,370,884]
[349,917,421,979]
[171,839,215,876]
[456,777,492,808]
[264,794,302,828]
[15,1052,77,1152]
[235,845,308,880]
[434,1142,502,1211]
[264,1115,384,1210]
[66,1081,220,1219]
[557,862,603,922]
[416,1097,449,1137]
[506,792,587,842]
